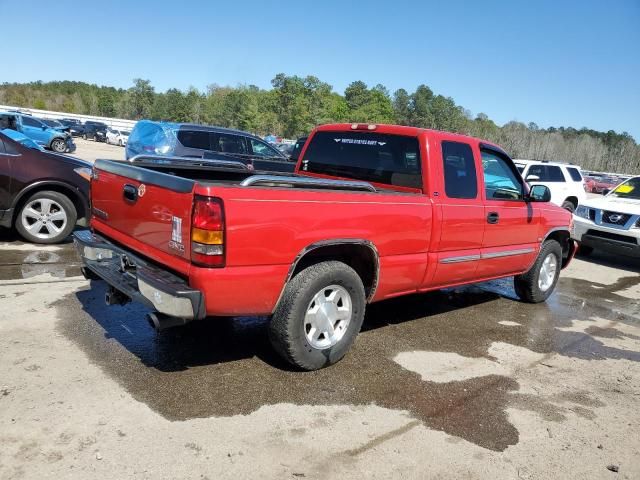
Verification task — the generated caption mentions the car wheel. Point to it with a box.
[269,260,366,370]
[514,240,562,303]
[577,244,594,256]
[82,133,87,140]
[561,200,576,213]
[15,191,77,244]
[50,138,67,153]
[118,139,123,147]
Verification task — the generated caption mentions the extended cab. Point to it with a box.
[74,124,575,370]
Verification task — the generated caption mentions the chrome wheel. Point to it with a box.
[304,285,352,349]
[538,253,557,292]
[20,198,68,240]
[51,138,66,153]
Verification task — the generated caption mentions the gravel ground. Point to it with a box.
[71,138,125,163]
[0,227,638,479]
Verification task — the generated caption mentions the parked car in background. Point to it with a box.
[83,121,108,142]
[105,128,130,146]
[514,159,586,212]
[125,121,291,171]
[289,136,308,163]
[77,123,575,370]
[2,128,45,151]
[589,175,620,194]
[39,118,71,134]
[276,142,294,157]
[59,119,86,137]
[0,130,90,243]
[0,111,76,153]
[573,176,640,257]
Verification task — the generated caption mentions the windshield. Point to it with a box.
[609,177,640,199]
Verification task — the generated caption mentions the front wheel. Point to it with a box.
[82,133,87,140]
[514,240,562,303]
[50,138,67,153]
[15,191,77,244]
[269,261,366,370]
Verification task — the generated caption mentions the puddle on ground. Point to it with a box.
[54,272,640,451]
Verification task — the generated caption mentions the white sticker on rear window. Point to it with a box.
[334,138,386,146]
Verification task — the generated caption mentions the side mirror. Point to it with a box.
[526,174,540,182]
[528,185,551,202]
[602,189,610,195]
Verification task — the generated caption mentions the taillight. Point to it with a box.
[191,196,225,267]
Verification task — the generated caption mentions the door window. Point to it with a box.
[21,116,42,128]
[442,141,477,199]
[567,167,582,181]
[249,138,280,157]
[177,130,211,150]
[481,150,524,200]
[215,133,248,154]
[527,165,566,182]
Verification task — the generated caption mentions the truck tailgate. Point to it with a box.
[91,160,195,263]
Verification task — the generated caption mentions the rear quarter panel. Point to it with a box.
[195,184,433,309]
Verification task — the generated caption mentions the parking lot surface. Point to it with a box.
[1,228,639,479]
[71,138,125,163]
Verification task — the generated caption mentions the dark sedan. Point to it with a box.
[83,121,108,142]
[0,130,91,244]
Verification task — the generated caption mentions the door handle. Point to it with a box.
[487,212,499,224]
[123,184,138,203]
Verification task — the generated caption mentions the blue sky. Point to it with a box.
[2,0,639,139]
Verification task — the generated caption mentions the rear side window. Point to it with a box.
[177,130,211,150]
[527,165,566,182]
[215,133,248,154]
[302,131,422,189]
[442,141,477,199]
[567,167,582,181]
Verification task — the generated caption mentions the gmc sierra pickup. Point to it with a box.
[74,123,576,370]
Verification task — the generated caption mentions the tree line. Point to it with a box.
[1,77,638,174]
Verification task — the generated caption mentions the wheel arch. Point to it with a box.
[541,227,575,269]
[11,180,89,225]
[564,196,578,209]
[274,239,380,312]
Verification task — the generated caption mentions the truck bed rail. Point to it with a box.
[128,154,250,172]
[239,174,377,192]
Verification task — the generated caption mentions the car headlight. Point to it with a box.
[574,205,590,219]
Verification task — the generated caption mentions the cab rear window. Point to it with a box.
[301,131,422,189]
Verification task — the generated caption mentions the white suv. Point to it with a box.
[572,176,640,257]
[514,159,587,212]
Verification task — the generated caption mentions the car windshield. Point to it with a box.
[609,177,640,199]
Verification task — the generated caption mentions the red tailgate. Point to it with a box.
[91,161,195,264]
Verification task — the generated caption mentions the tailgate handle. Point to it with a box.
[123,184,138,203]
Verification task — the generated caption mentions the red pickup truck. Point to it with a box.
[74,123,575,370]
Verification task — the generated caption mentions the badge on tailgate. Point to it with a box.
[169,216,185,253]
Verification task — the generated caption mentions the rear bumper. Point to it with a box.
[73,230,205,319]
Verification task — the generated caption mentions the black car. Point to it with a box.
[290,136,308,162]
[59,119,85,137]
[0,131,91,243]
[83,121,108,142]
[39,118,71,134]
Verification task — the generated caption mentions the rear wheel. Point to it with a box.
[15,191,77,244]
[269,261,366,370]
[82,133,87,140]
[514,240,562,303]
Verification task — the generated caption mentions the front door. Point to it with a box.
[478,147,540,277]
[20,116,48,146]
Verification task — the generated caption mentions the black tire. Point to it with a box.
[514,239,562,303]
[577,244,594,256]
[82,133,87,140]
[15,191,77,244]
[50,138,67,153]
[269,261,366,371]
[118,139,123,147]
[561,200,576,213]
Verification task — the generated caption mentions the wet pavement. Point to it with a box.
[2,232,638,454]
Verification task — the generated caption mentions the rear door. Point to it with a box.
[426,139,486,287]
[478,147,539,277]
